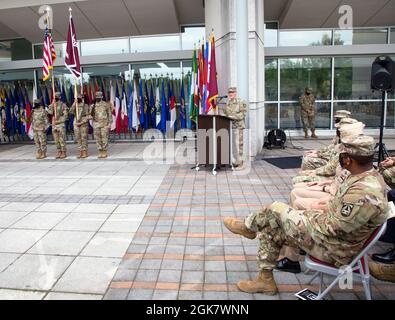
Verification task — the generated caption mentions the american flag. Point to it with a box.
[43,27,56,81]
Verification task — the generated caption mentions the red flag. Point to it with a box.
[207,35,218,113]
[65,10,81,79]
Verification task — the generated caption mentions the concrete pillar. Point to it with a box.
[205,0,265,159]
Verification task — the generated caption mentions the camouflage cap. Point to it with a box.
[335,117,358,129]
[228,87,237,93]
[55,92,61,98]
[337,135,375,157]
[305,87,313,92]
[339,121,365,139]
[95,91,103,98]
[335,110,352,119]
[77,94,83,99]
[33,98,42,104]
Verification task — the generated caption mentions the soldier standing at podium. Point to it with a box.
[224,87,247,169]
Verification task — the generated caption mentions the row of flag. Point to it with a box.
[1,9,219,139]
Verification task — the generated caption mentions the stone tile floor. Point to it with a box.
[0,139,394,300]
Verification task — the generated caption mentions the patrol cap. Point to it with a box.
[228,87,237,93]
[305,87,312,92]
[337,134,375,157]
[33,98,42,104]
[335,110,352,119]
[339,121,365,139]
[335,117,358,129]
[77,94,83,99]
[55,92,61,98]
[95,91,103,98]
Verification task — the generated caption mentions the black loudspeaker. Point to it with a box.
[371,56,395,92]
[264,129,287,149]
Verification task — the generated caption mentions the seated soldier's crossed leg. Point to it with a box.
[224,202,318,295]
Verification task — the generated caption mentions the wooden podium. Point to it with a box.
[196,114,234,175]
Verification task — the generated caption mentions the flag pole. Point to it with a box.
[69,7,79,123]
[48,9,57,123]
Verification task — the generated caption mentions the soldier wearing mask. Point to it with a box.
[299,87,317,139]
[223,135,389,295]
[48,92,69,159]
[30,98,49,160]
[224,87,247,170]
[70,94,90,159]
[90,92,112,159]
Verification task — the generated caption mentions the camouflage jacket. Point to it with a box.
[48,101,68,125]
[224,98,247,129]
[70,102,91,125]
[315,150,339,177]
[90,101,112,128]
[305,169,389,267]
[31,106,49,131]
[379,166,395,189]
[317,138,338,160]
[299,94,316,116]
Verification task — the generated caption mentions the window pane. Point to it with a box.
[81,38,129,56]
[0,39,33,62]
[279,30,332,46]
[181,27,205,50]
[334,101,382,128]
[131,62,182,79]
[391,28,395,44]
[34,44,43,59]
[334,29,388,45]
[280,102,331,129]
[334,56,381,100]
[265,103,278,130]
[131,35,180,53]
[0,41,11,62]
[280,57,332,101]
[264,22,278,47]
[54,43,67,58]
[387,101,395,128]
[265,58,278,101]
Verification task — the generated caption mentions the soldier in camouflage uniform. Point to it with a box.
[70,94,91,159]
[299,88,317,139]
[224,135,389,295]
[90,91,112,159]
[48,92,69,159]
[30,98,49,160]
[292,119,362,185]
[379,157,395,189]
[301,110,351,170]
[224,87,247,169]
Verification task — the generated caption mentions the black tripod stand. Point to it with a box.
[376,90,391,164]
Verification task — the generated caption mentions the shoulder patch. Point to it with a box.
[341,204,354,217]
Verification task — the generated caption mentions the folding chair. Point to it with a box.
[304,222,387,300]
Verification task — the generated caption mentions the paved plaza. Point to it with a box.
[0,139,394,300]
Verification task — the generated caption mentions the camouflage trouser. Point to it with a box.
[292,173,329,185]
[380,167,395,189]
[94,126,109,151]
[74,123,89,151]
[245,202,315,271]
[34,130,47,153]
[233,127,244,165]
[301,111,315,131]
[301,156,328,171]
[53,124,66,152]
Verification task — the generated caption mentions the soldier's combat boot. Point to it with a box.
[223,217,256,240]
[81,150,88,159]
[102,150,108,159]
[98,151,104,159]
[36,151,42,160]
[41,151,47,159]
[237,270,279,295]
[59,151,67,159]
[77,150,83,159]
[304,129,309,139]
[311,129,318,139]
[56,150,62,159]
[369,261,395,283]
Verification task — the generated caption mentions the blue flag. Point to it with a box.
[4,90,13,135]
[144,80,150,130]
[12,88,20,135]
[128,81,133,130]
[139,80,145,129]
[68,85,75,132]
[18,89,26,135]
[180,80,186,129]
[149,81,156,129]
[43,86,50,108]
[159,81,167,133]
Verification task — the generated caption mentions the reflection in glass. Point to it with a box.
[265,103,278,130]
[264,22,278,47]
[81,38,129,56]
[131,62,182,79]
[280,58,331,101]
[131,35,180,53]
[387,101,395,128]
[334,56,381,100]
[0,41,12,62]
[279,30,332,46]
[0,39,33,61]
[0,70,35,101]
[334,101,382,128]
[181,27,205,50]
[265,59,278,101]
[334,29,388,45]
[391,28,395,44]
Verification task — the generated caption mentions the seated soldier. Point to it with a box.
[293,119,362,185]
[379,156,395,189]
[302,110,351,171]
[224,135,389,295]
